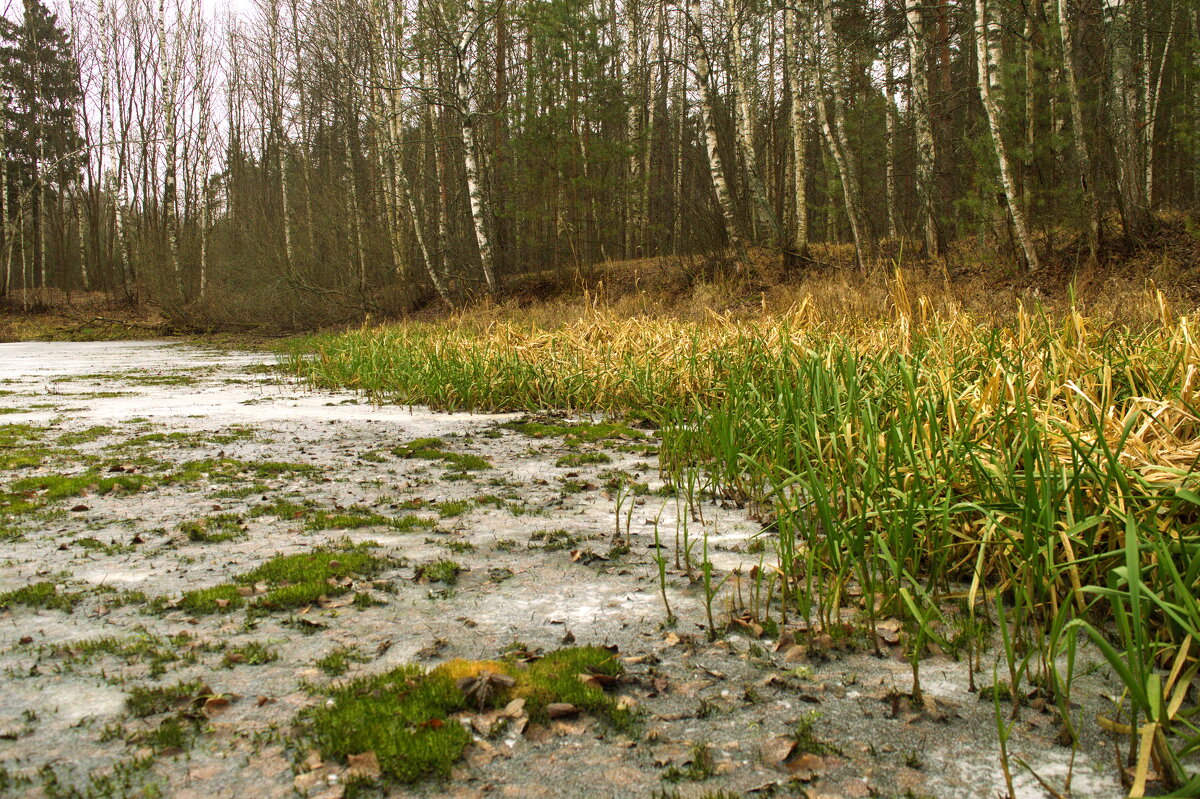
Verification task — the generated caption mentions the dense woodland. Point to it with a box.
[0,0,1197,325]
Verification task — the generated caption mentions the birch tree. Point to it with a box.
[974,0,1038,270]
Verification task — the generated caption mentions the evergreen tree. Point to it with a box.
[1,0,83,287]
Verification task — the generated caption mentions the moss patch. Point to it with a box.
[501,417,646,443]
[164,541,395,615]
[392,438,492,471]
[299,646,624,786]
[180,513,246,543]
[0,581,80,612]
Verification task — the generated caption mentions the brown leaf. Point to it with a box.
[203,695,232,716]
[545,703,578,719]
[71,504,89,512]
[345,751,381,780]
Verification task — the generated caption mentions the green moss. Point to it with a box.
[180,513,245,543]
[501,417,647,443]
[249,496,315,518]
[304,507,434,532]
[0,581,80,612]
[437,500,472,518]
[73,536,135,555]
[302,664,473,784]
[158,542,395,616]
[392,438,492,471]
[528,528,580,551]
[298,647,625,787]
[255,581,349,610]
[239,543,386,584]
[170,583,246,615]
[316,645,371,676]
[519,646,626,723]
[223,641,279,667]
[166,458,320,484]
[57,426,114,445]
[126,679,206,718]
[555,452,612,467]
[415,560,461,584]
[54,633,181,674]
[3,471,151,515]
[144,716,194,752]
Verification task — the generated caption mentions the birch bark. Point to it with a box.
[974,0,1039,270]
[906,0,940,255]
[686,0,744,253]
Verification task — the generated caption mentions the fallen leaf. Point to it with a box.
[345,751,381,780]
[546,703,579,719]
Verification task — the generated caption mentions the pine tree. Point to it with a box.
[0,0,83,289]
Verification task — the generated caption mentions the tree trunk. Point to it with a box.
[1109,0,1149,238]
[158,0,182,298]
[816,0,867,268]
[455,21,497,294]
[686,0,744,254]
[906,0,941,256]
[784,5,809,261]
[884,56,898,241]
[725,0,780,245]
[1057,0,1100,260]
[975,0,1039,270]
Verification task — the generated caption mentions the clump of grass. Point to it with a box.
[392,438,491,471]
[436,499,472,518]
[223,641,279,667]
[528,528,580,551]
[0,581,79,612]
[501,417,646,443]
[555,452,611,467]
[126,680,206,718]
[304,507,434,532]
[300,647,624,785]
[316,645,370,676]
[3,471,151,515]
[180,513,245,543]
[414,560,461,584]
[57,426,114,445]
[162,541,395,615]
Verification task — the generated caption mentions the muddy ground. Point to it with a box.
[0,341,1130,798]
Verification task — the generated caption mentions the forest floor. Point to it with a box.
[0,340,1130,799]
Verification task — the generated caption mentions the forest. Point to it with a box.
[2,0,1198,326]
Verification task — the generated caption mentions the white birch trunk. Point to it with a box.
[784,6,808,260]
[815,0,866,268]
[906,0,940,255]
[158,0,182,296]
[725,0,779,245]
[975,0,1039,270]
[455,24,497,294]
[686,0,744,253]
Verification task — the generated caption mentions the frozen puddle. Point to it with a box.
[0,341,1126,797]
